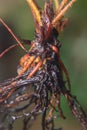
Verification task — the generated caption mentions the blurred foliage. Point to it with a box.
[0,0,87,130]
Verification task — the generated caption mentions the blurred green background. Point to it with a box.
[0,0,87,130]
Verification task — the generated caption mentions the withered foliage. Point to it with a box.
[0,0,87,130]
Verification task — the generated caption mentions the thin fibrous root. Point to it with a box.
[54,0,59,11]
[27,60,43,78]
[0,44,18,58]
[57,0,68,13]
[52,0,76,27]
[26,0,42,26]
[0,18,26,51]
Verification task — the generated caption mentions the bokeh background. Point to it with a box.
[0,0,87,130]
